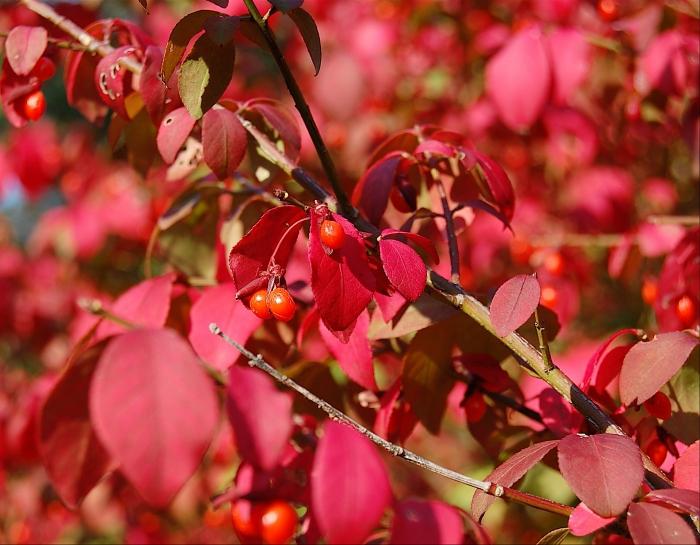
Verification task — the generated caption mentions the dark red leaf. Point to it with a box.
[5,26,48,76]
[288,8,322,75]
[568,503,616,536]
[271,0,303,11]
[157,106,197,164]
[352,152,403,225]
[558,434,644,517]
[473,150,515,222]
[379,237,427,302]
[140,46,171,124]
[374,379,418,444]
[228,205,307,292]
[627,502,697,545]
[247,99,302,160]
[645,489,700,517]
[227,365,293,471]
[471,440,559,521]
[202,107,247,179]
[309,210,375,334]
[381,228,439,263]
[311,421,392,544]
[490,274,541,337]
[90,329,219,507]
[674,441,699,492]
[391,499,465,545]
[580,328,640,392]
[620,331,699,405]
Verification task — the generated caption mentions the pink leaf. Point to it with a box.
[490,274,541,337]
[547,28,591,104]
[90,329,219,507]
[581,328,640,392]
[379,237,427,302]
[568,503,616,536]
[673,441,699,492]
[645,489,700,517]
[311,421,392,544]
[619,331,699,406]
[96,273,175,341]
[188,283,261,371]
[202,107,247,180]
[39,349,113,507]
[157,107,197,164]
[226,365,293,471]
[139,46,170,124]
[627,502,697,545]
[391,499,465,544]
[473,151,515,222]
[309,210,375,334]
[558,434,644,517]
[319,309,377,390]
[93,46,138,119]
[486,26,551,131]
[352,152,403,225]
[381,229,439,264]
[228,205,307,292]
[5,26,48,76]
[472,440,559,521]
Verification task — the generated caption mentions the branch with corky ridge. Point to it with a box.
[21,0,671,491]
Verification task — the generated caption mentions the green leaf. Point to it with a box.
[664,352,700,445]
[161,10,221,83]
[178,32,236,119]
[288,8,322,75]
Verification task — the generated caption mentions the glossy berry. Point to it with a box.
[597,0,618,21]
[231,500,264,542]
[21,90,46,121]
[643,392,672,420]
[250,289,272,319]
[260,500,298,545]
[645,438,667,467]
[30,57,56,81]
[267,288,296,322]
[540,285,558,309]
[464,392,487,423]
[675,295,696,328]
[320,219,345,250]
[543,251,564,276]
[641,278,658,306]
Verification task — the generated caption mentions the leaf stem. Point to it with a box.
[434,172,461,283]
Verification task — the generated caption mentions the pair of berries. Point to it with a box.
[231,499,298,545]
[250,288,296,322]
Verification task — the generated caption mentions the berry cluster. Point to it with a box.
[231,499,298,545]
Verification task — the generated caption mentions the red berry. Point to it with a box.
[260,500,298,545]
[510,238,534,266]
[231,500,264,543]
[597,0,618,21]
[267,288,296,322]
[20,90,46,121]
[645,438,667,467]
[540,285,558,309]
[543,251,564,276]
[250,289,272,319]
[675,295,696,328]
[319,219,345,250]
[643,392,672,420]
[464,392,487,423]
[641,278,658,306]
[30,57,56,81]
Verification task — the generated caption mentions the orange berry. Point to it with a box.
[643,392,672,420]
[676,295,696,328]
[260,500,298,545]
[540,285,558,309]
[543,251,564,276]
[231,500,264,542]
[319,219,345,250]
[641,278,658,306]
[267,288,296,322]
[20,90,46,121]
[249,289,272,319]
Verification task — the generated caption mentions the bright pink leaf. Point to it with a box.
[381,229,439,264]
[486,26,551,131]
[202,107,247,180]
[39,350,113,507]
[188,283,261,371]
[472,440,559,521]
[90,329,219,507]
[319,309,376,390]
[568,503,616,536]
[674,441,699,492]
[311,421,392,544]
[558,434,644,517]
[5,26,48,76]
[547,28,591,104]
[391,499,465,544]
[309,210,375,334]
[490,274,541,337]
[157,107,197,164]
[352,152,403,225]
[619,331,699,405]
[627,502,697,545]
[379,237,426,302]
[226,365,293,471]
[645,489,700,517]
[228,205,307,292]
[96,273,175,341]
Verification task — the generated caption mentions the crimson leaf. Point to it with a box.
[490,274,541,337]
[202,107,247,179]
[379,237,427,302]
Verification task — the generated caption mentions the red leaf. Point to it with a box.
[95,273,175,341]
[188,283,261,371]
[627,502,697,545]
[352,152,403,225]
[157,106,196,164]
[645,489,700,517]
[473,151,515,223]
[288,8,322,75]
[94,46,138,119]
[90,329,219,506]
[319,309,376,390]
[140,46,170,124]
[202,107,247,179]
[228,205,307,292]
[390,499,465,545]
[379,238,426,302]
[568,503,616,536]
[0,57,41,128]
[373,378,418,444]
[247,100,301,160]
[674,441,699,492]
[558,434,644,517]
[486,26,551,131]
[580,328,640,392]
[471,440,559,521]
[619,331,699,405]
[5,26,48,76]
[309,210,375,334]
[490,274,541,337]
[39,346,113,507]
[226,365,293,471]
[311,421,392,544]
[381,229,439,264]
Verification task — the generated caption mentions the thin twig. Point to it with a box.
[646,214,700,226]
[0,30,90,52]
[435,173,461,283]
[210,323,574,518]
